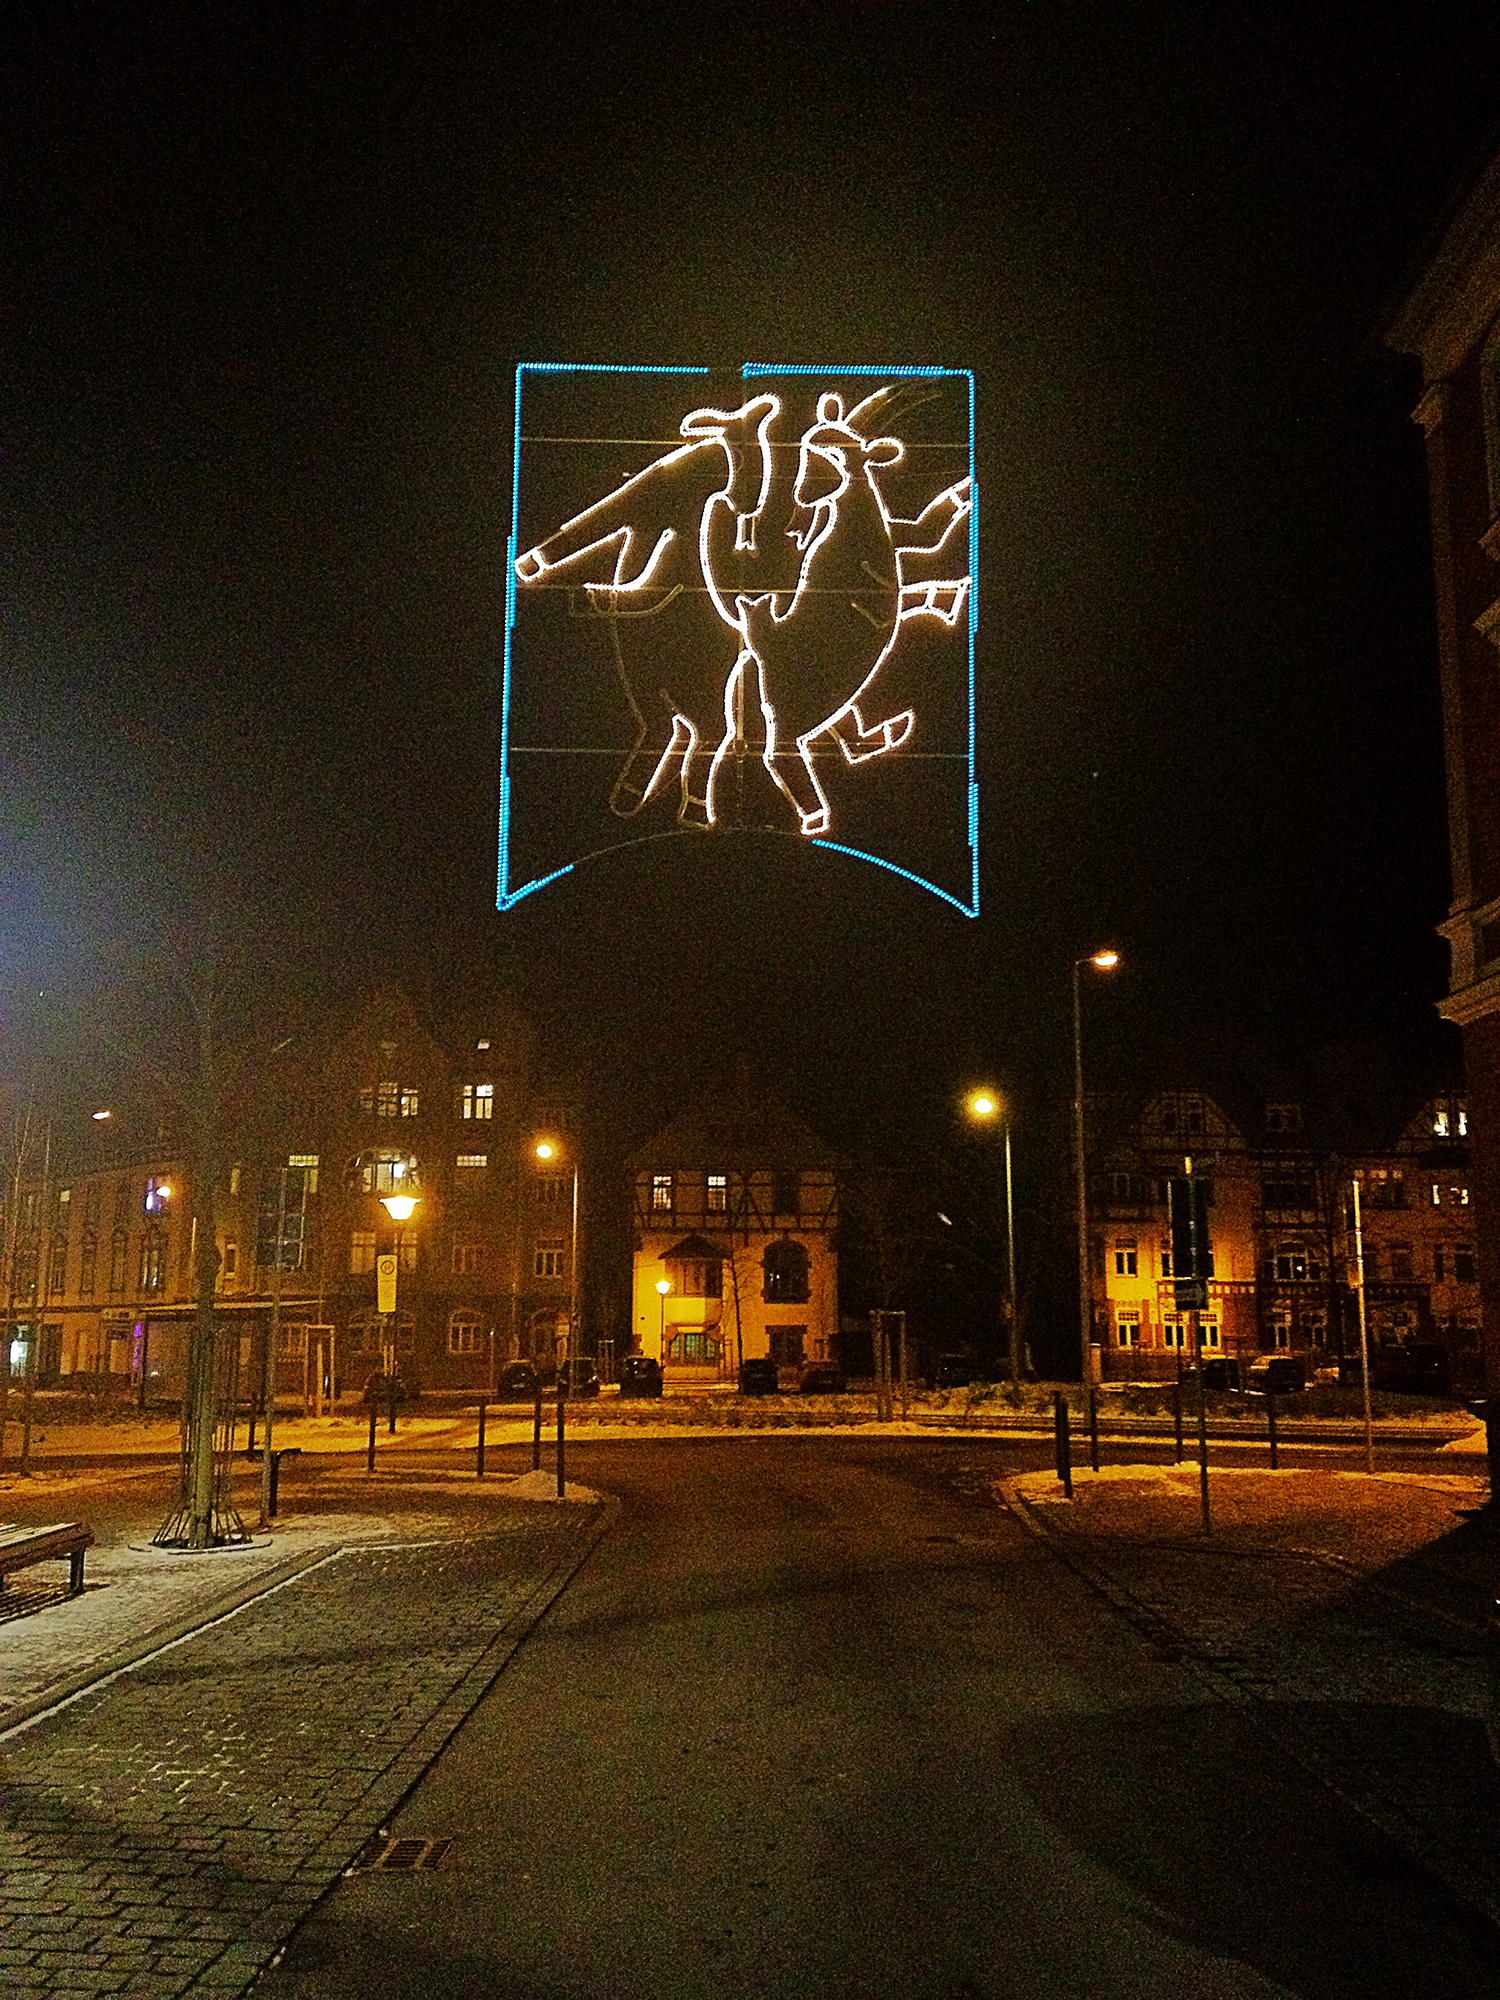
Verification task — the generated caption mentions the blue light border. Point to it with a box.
[498,361,978,917]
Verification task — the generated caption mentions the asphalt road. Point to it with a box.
[253,1437,1500,2000]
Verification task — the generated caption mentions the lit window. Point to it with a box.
[229,1164,241,1195]
[289,1153,320,1193]
[143,1176,172,1215]
[448,1314,482,1356]
[535,1239,566,1279]
[706,1173,728,1213]
[456,1154,488,1170]
[1454,1185,1471,1206]
[461,1083,494,1121]
[652,1174,674,1211]
[669,1329,723,1365]
[349,1230,375,1275]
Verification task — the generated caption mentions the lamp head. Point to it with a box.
[535,1139,557,1161]
[381,1192,419,1222]
[966,1089,1000,1122]
[656,1277,671,1298]
[1091,950,1120,970]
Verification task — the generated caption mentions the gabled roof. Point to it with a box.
[629,1084,842,1172]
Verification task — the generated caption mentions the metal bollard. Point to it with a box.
[557,1382,566,1500]
[1267,1389,1279,1471]
[387,1375,398,1436]
[1173,1373,1184,1464]
[366,1405,376,1474]
[1054,1391,1073,1499]
[476,1400,487,1480]
[533,1377,543,1471]
[1088,1387,1100,1472]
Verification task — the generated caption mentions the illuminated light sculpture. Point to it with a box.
[502,363,977,913]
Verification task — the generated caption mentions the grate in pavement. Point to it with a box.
[349,1833,453,1873]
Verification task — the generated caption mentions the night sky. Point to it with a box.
[6,3,1500,1147]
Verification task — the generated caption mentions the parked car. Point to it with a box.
[1199,1357,1242,1392]
[1247,1355,1306,1395]
[798,1360,847,1395]
[494,1360,540,1401]
[558,1357,600,1397]
[738,1356,780,1395]
[618,1354,664,1399]
[361,1371,419,1406]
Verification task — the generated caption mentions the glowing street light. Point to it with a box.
[965,1088,1019,1387]
[1073,950,1121,1393]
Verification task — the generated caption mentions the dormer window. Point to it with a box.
[1265,1103,1302,1135]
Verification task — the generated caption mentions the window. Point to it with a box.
[1270,1309,1292,1350]
[1433,1244,1447,1282]
[229,1163,241,1196]
[84,1184,101,1228]
[672,1259,722,1299]
[1160,1240,1173,1278]
[1304,1311,1327,1347]
[1114,1241,1138,1277]
[1162,1316,1187,1350]
[456,1153,488,1170]
[1387,1242,1413,1283]
[79,1234,97,1297]
[448,1314,483,1356]
[109,1231,128,1293]
[1265,1103,1303,1134]
[1359,1167,1406,1209]
[453,1243,482,1275]
[537,1175,568,1208]
[1456,1244,1477,1285]
[395,1229,417,1272]
[357,1153,419,1194]
[139,1235,166,1291]
[1263,1173,1316,1210]
[651,1174,674,1212]
[143,1175,172,1215]
[535,1239,566,1279]
[288,1153,320,1193]
[1116,1309,1140,1348]
[460,1083,494,1121]
[349,1230,376,1275]
[763,1238,809,1304]
[768,1325,805,1366]
[706,1173,728,1213]
[669,1329,723,1365]
[223,1243,239,1279]
[1270,1245,1318,1284]
[1199,1317,1221,1350]
[362,1081,420,1118]
[772,1170,800,1215]
[48,1237,67,1295]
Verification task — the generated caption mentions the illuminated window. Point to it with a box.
[362,1081,420,1118]
[763,1238,809,1304]
[139,1235,166,1292]
[358,1153,419,1193]
[453,1243,482,1275]
[1116,1309,1140,1347]
[706,1173,728,1213]
[535,1239,566,1279]
[349,1231,376,1275]
[1270,1245,1317,1283]
[1114,1242,1137,1277]
[143,1176,172,1215]
[449,1314,482,1356]
[456,1153,488,1170]
[461,1083,494,1121]
[288,1153,320,1193]
[669,1329,723,1365]
[652,1174,674,1212]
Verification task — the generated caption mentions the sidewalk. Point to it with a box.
[1003,1458,1500,1930]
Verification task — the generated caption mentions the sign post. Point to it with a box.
[1169,1167,1213,1536]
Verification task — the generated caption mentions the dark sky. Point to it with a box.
[5,2,1500,1142]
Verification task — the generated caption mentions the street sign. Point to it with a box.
[1174,1277,1209,1311]
[376,1254,398,1316]
[1168,1176,1211,1294]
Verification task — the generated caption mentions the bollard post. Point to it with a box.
[366,1404,376,1474]
[387,1374,398,1436]
[533,1374,543,1471]
[476,1400,487,1480]
[269,1449,281,1518]
[1054,1391,1073,1499]
[557,1378,566,1500]
[1173,1372,1184,1464]
[1088,1386,1100,1472]
[1267,1389,1279,1471]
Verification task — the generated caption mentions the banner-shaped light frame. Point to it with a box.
[500,362,978,915]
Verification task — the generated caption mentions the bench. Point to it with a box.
[0,1521,95,1598]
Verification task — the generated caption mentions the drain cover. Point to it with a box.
[349,1834,452,1874]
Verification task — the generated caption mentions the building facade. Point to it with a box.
[1090,1084,1478,1388]
[629,1087,840,1385]
[1386,152,1500,1400]
[7,988,586,1403]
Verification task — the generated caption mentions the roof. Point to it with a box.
[628,1084,842,1172]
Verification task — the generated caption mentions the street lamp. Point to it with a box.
[656,1276,671,1359]
[534,1139,580,1369]
[965,1089,1019,1388]
[1073,950,1120,1394]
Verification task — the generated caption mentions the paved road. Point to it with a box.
[254,1438,1500,2000]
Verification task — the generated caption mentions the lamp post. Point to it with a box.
[377,1167,420,1406]
[965,1090,1019,1387]
[535,1139,579,1500]
[1073,950,1120,1395]
[656,1276,671,1360]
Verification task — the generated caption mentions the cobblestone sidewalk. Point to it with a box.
[0,1503,610,1997]
[1004,1465,1500,1930]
